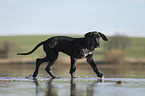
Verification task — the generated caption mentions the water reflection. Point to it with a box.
[46,78,58,96]
[33,78,103,96]
[1,77,145,96]
[33,78,59,96]
[33,78,39,96]
[70,79,76,96]
[86,82,93,96]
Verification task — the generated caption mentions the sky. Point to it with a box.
[0,0,145,37]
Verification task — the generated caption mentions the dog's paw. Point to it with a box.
[26,73,34,79]
[52,76,61,79]
[97,73,104,79]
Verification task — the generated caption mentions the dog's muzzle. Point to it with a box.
[95,43,100,48]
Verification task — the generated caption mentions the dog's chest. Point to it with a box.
[78,49,94,59]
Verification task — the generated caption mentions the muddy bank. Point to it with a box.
[0,58,35,64]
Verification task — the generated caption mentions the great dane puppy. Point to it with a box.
[18,31,108,78]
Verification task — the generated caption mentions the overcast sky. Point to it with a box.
[0,0,145,37]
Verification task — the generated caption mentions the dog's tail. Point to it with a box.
[17,41,44,55]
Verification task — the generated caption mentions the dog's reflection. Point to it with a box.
[70,79,76,96]
[33,78,39,96]
[86,79,103,96]
[33,78,103,96]
[46,78,57,96]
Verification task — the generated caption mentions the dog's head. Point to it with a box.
[84,31,108,49]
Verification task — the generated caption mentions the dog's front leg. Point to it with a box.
[70,57,77,78]
[86,55,103,78]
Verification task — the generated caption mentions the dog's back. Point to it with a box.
[44,36,82,55]
[46,36,76,43]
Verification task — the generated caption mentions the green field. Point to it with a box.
[0,35,145,59]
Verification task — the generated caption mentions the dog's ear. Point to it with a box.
[84,32,92,45]
[98,32,108,41]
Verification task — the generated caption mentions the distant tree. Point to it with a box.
[0,41,19,59]
[103,34,131,63]
[103,34,131,51]
[0,42,10,58]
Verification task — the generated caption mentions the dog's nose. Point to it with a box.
[97,43,100,46]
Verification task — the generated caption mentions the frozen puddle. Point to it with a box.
[0,77,145,96]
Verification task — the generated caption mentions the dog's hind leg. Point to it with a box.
[45,53,58,78]
[45,58,58,78]
[33,57,49,78]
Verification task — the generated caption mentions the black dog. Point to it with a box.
[18,31,108,78]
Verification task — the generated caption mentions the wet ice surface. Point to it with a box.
[1,77,145,96]
[0,63,145,96]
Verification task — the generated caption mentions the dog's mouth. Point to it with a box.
[94,44,100,48]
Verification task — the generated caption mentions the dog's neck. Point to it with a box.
[81,38,95,50]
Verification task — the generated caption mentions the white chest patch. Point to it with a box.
[78,49,95,59]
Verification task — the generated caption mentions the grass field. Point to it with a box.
[126,37,145,58]
[0,35,145,59]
